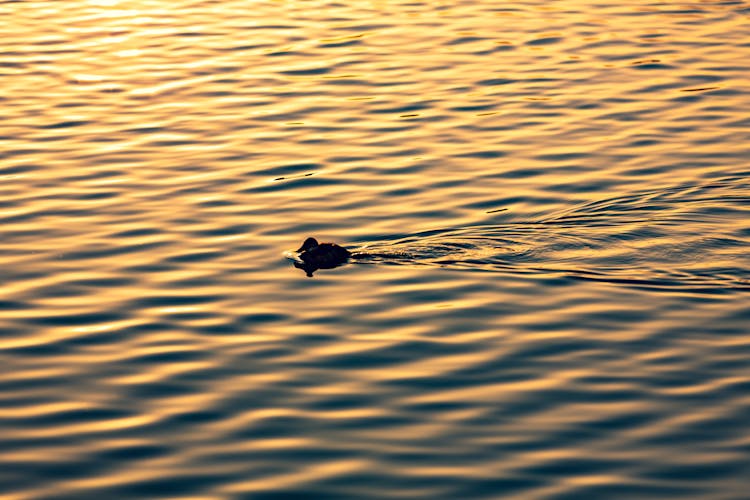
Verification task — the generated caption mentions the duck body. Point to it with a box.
[293,237,352,276]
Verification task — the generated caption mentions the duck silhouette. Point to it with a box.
[291,237,353,277]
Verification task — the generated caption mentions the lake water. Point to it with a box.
[1,1,749,499]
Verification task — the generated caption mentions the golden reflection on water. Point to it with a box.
[1,0,750,499]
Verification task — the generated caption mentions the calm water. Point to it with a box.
[2,1,750,499]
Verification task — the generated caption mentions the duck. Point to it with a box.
[293,237,352,276]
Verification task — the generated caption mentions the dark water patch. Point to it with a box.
[0,163,42,175]
[508,338,605,362]
[122,263,179,274]
[639,81,684,93]
[254,107,335,122]
[440,359,535,386]
[39,120,90,129]
[525,457,629,477]
[309,394,379,411]
[458,198,510,211]
[5,458,113,486]
[0,209,69,225]
[636,415,742,447]
[231,446,357,467]
[265,50,308,57]
[334,413,414,430]
[450,103,497,112]
[297,340,472,370]
[164,311,221,321]
[280,66,331,76]
[129,349,208,365]
[579,411,660,433]
[233,345,297,362]
[553,482,699,500]
[377,147,427,159]
[59,241,169,261]
[550,178,619,193]
[495,167,545,178]
[367,102,431,115]
[165,250,226,263]
[448,36,488,45]
[197,198,237,208]
[244,491,350,500]
[231,415,315,439]
[526,36,563,46]
[0,148,47,160]
[26,311,126,327]
[477,77,514,86]
[0,299,33,310]
[455,150,507,159]
[576,308,653,324]
[0,60,25,68]
[627,137,662,148]
[193,323,241,335]
[124,380,199,400]
[673,93,710,103]
[93,443,170,462]
[162,409,226,427]
[725,306,750,322]
[64,277,136,288]
[246,175,344,193]
[6,407,132,427]
[644,460,746,481]
[567,274,737,295]
[400,400,475,413]
[534,274,576,287]
[624,164,671,176]
[452,476,543,498]
[0,372,71,392]
[255,162,322,178]
[1,342,72,356]
[125,125,165,134]
[384,187,421,197]
[383,369,513,392]
[326,155,373,164]
[631,62,675,70]
[320,39,362,48]
[59,328,125,348]
[237,312,290,324]
[110,227,163,238]
[128,294,227,308]
[72,190,121,201]
[535,152,588,162]
[63,168,126,182]
[144,139,200,147]
[104,474,233,498]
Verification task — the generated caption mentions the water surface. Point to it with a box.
[1,0,749,499]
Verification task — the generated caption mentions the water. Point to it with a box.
[1,1,749,499]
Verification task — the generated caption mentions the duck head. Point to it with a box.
[297,237,319,252]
